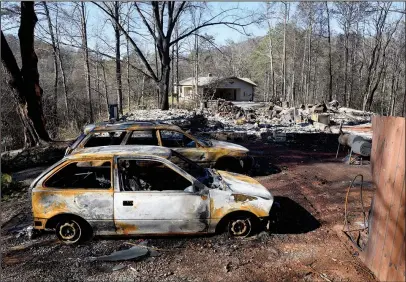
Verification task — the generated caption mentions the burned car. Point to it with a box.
[64,121,253,172]
[30,146,274,244]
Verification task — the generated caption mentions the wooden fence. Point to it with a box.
[364,116,405,281]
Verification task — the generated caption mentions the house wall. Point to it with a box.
[177,78,255,101]
[178,86,202,99]
[215,79,254,101]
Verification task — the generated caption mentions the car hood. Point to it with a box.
[216,170,272,200]
[209,140,249,152]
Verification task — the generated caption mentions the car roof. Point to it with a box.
[66,145,172,160]
[83,121,182,134]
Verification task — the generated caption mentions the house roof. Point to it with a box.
[178,76,257,87]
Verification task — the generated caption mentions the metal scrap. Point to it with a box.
[90,246,149,262]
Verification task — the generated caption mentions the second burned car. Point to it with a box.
[65,121,254,172]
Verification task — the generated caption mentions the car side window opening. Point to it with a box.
[44,161,111,189]
[118,159,192,192]
[160,130,196,148]
[126,130,158,145]
[84,131,126,147]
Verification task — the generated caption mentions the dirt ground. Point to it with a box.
[1,138,376,282]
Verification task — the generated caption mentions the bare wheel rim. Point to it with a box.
[58,220,81,243]
[229,218,252,237]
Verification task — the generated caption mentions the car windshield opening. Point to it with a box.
[197,137,212,147]
[170,150,212,186]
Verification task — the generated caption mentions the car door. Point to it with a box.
[34,159,115,235]
[158,129,211,167]
[113,157,210,235]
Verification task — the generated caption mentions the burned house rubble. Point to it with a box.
[122,99,374,143]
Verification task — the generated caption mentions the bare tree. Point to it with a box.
[113,2,123,114]
[362,3,400,111]
[79,2,93,122]
[325,2,333,102]
[1,2,51,146]
[266,2,276,101]
[42,1,58,122]
[282,2,289,101]
[93,1,256,110]
[54,3,69,118]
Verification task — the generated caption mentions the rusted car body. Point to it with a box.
[30,146,273,244]
[64,121,254,172]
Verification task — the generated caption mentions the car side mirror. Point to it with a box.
[184,185,194,193]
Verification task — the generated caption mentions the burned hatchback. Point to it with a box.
[30,146,273,244]
[64,121,254,173]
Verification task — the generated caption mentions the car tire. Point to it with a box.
[55,217,91,245]
[227,215,255,238]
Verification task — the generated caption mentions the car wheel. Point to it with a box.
[55,218,89,245]
[227,215,254,237]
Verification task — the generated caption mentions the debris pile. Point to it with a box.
[124,100,374,142]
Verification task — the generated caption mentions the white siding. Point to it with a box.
[215,79,254,101]
[177,78,254,101]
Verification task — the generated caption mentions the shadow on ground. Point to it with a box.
[250,157,282,176]
[269,196,321,234]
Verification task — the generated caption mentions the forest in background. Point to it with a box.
[1,1,405,151]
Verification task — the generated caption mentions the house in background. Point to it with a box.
[176,74,257,101]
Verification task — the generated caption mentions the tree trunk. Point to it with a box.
[18,2,51,143]
[54,3,69,118]
[42,2,58,124]
[95,58,102,116]
[282,2,288,101]
[101,62,109,117]
[268,34,275,98]
[348,35,357,107]
[306,22,312,103]
[1,32,41,147]
[175,24,179,105]
[126,4,131,112]
[171,45,175,107]
[126,39,131,112]
[265,70,269,102]
[80,2,93,123]
[266,3,276,100]
[291,29,297,105]
[158,52,171,110]
[140,75,145,107]
[194,32,199,102]
[344,29,349,107]
[381,73,387,115]
[114,2,123,114]
[300,28,307,104]
[325,2,333,102]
